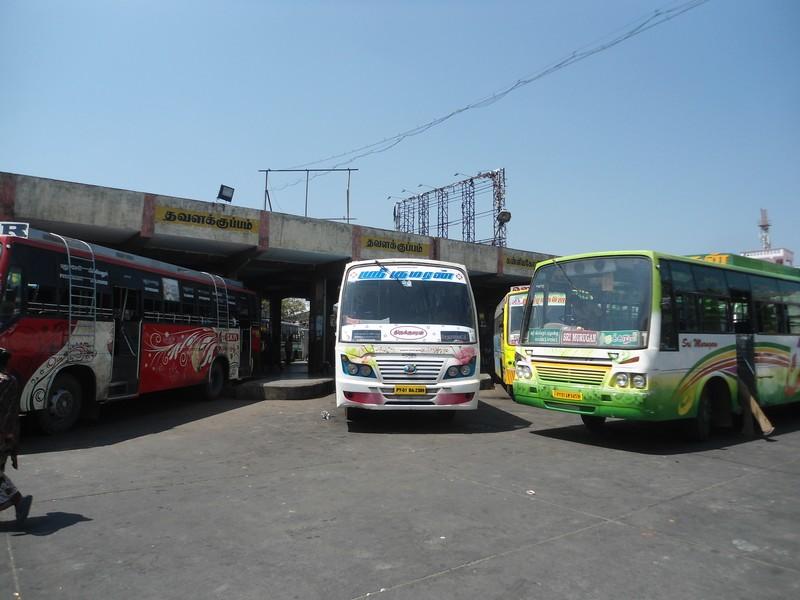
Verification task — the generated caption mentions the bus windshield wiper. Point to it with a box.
[552,258,577,292]
[374,259,406,287]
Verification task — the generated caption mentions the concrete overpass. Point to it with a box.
[0,171,553,373]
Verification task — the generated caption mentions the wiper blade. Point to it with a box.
[552,258,577,291]
[374,260,407,287]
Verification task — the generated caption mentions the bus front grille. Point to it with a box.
[375,359,444,384]
[533,362,608,387]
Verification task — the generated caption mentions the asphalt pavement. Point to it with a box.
[2,385,799,599]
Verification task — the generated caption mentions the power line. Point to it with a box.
[274,0,709,181]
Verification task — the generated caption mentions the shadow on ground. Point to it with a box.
[531,402,800,455]
[346,400,531,434]
[0,511,92,537]
[20,389,254,455]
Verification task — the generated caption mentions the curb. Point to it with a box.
[235,378,335,401]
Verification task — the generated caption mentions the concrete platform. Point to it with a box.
[234,376,334,400]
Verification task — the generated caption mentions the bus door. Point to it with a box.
[110,286,141,397]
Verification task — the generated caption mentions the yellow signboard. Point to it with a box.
[362,235,429,256]
[155,206,258,234]
[688,254,730,265]
[504,253,537,270]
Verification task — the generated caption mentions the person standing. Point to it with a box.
[0,348,32,525]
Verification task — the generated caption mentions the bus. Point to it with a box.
[513,250,800,439]
[0,222,259,433]
[335,258,480,419]
[493,285,529,396]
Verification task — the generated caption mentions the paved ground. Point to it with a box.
[2,385,799,600]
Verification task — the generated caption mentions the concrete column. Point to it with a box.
[325,277,339,372]
[308,277,330,375]
[307,278,324,374]
[269,293,283,370]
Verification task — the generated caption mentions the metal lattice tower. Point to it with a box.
[461,179,475,243]
[418,192,430,235]
[402,199,414,233]
[393,168,506,245]
[436,188,448,238]
[489,169,507,247]
[759,208,771,250]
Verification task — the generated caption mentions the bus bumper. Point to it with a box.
[335,377,480,411]
[512,380,660,421]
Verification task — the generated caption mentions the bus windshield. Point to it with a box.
[340,264,476,340]
[507,295,526,345]
[342,279,474,329]
[523,256,652,349]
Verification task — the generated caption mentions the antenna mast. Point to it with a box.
[759,209,771,250]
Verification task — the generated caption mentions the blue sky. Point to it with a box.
[1,0,798,257]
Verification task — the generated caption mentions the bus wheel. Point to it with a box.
[505,384,515,400]
[203,360,226,401]
[581,414,606,433]
[38,373,82,434]
[683,389,711,442]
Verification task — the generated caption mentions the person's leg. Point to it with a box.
[0,472,32,524]
[15,493,32,525]
[0,472,20,512]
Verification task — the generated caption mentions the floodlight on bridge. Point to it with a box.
[217,185,234,203]
[497,209,512,224]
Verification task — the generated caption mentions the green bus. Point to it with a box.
[513,251,800,439]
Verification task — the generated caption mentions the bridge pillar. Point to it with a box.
[269,293,283,370]
[308,275,338,375]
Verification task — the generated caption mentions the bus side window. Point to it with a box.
[780,281,800,334]
[751,274,784,335]
[182,286,196,323]
[668,261,700,333]
[658,261,678,350]
[197,288,213,325]
[0,267,23,320]
[731,300,751,333]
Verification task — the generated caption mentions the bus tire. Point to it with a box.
[683,389,712,442]
[38,373,82,434]
[505,383,515,400]
[581,414,606,433]
[203,359,226,401]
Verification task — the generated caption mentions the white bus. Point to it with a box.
[335,259,480,420]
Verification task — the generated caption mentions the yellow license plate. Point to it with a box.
[394,385,427,395]
[552,390,582,401]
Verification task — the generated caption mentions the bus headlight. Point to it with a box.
[632,374,647,389]
[444,358,476,379]
[516,365,532,380]
[341,355,376,378]
[615,373,629,387]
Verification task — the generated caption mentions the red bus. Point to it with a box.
[0,222,259,433]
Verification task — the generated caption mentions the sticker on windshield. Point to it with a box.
[530,328,642,348]
[349,266,466,283]
[532,292,566,306]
